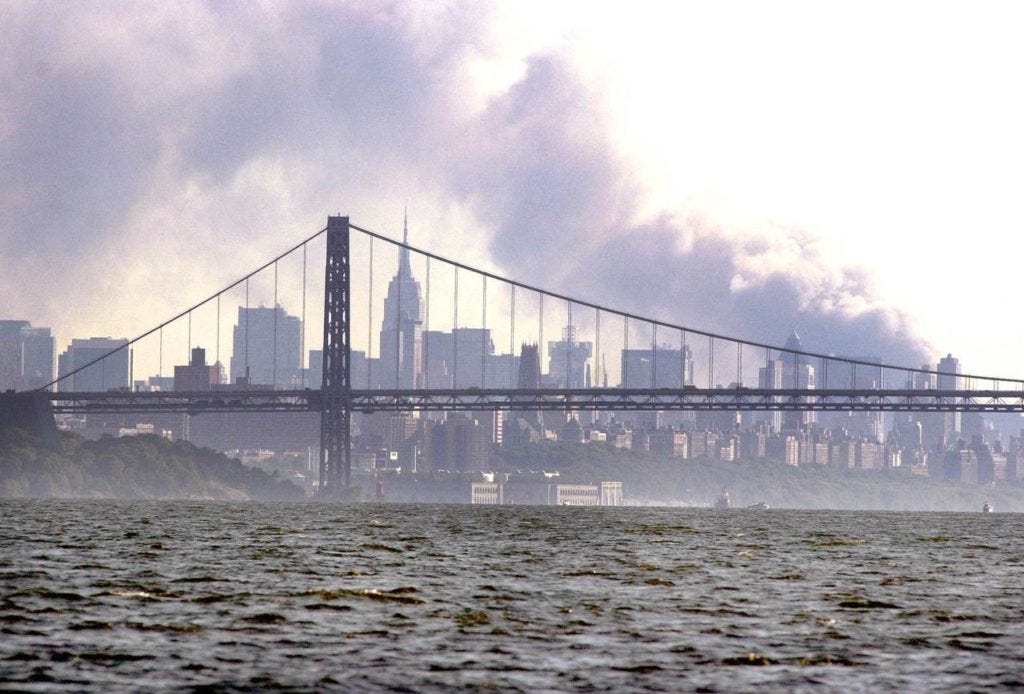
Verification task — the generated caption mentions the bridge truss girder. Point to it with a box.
[49,387,1024,415]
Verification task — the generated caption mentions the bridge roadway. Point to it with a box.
[47,387,1024,415]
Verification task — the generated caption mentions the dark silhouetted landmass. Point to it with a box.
[0,429,304,501]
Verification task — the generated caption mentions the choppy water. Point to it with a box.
[1,501,1022,691]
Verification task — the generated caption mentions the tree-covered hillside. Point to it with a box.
[0,429,304,501]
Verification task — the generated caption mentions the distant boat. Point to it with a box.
[746,500,770,510]
[982,502,993,513]
[714,491,731,509]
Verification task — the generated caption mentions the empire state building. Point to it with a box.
[378,213,423,388]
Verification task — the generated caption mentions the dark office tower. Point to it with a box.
[173,347,221,391]
[517,343,541,390]
[57,337,130,392]
[548,325,592,388]
[378,213,423,389]
[229,306,301,388]
[510,342,543,433]
[0,320,55,391]
[452,328,493,388]
[937,353,961,448]
[620,345,693,388]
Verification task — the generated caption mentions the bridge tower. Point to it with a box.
[319,216,352,492]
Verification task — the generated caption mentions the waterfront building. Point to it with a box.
[470,482,504,505]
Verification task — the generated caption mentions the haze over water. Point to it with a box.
[1,501,1022,691]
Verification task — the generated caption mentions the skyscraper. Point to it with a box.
[620,345,693,388]
[548,325,592,388]
[57,337,129,393]
[779,330,816,431]
[229,305,301,387]
[378,213,423,389]
[0,320,55,391]
[937,353,961,448]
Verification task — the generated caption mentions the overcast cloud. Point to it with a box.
[1,1,932,374]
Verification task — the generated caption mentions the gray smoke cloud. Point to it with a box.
[0,1,931,369]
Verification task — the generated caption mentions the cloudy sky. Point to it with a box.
[3,1,1023,381]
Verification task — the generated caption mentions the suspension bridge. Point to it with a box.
[28,216,1024,494]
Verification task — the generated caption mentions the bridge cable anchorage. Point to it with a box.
[39,225,327,392]
[347,221,1024,386]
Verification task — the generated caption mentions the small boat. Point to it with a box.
[746,500,770,510]
[714,491,731,509]
[982,502,993,513]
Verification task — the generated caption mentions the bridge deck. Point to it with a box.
[46,387,1024,414]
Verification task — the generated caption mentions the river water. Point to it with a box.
[1,500,1022,691]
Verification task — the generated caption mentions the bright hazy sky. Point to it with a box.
[3,1,1023,380]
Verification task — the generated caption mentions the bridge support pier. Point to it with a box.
[319,216,352,494]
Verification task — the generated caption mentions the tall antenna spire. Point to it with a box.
[399,206,411,277]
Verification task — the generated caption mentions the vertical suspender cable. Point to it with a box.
[244,278,249,382]
[301,243,306,389]
[539,293,544,376]
[424,256,430,389]
[708,335,713,388]
[623,316,629,387]
[482,275,487,386]
[509,284,516,391]
[652,323,657,388]
[367,237,374,388]
[273,260,278,388]
[453,267,459,388]
[396,249,402,389]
